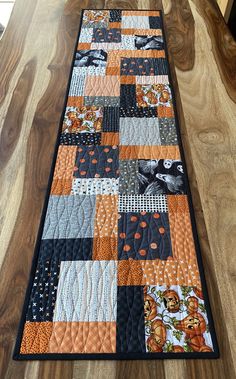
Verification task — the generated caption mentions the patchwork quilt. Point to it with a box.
[14,9,218,359]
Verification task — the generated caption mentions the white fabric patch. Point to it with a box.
[53,260,117,322]
[78,28,93,43]
[121,15,150,29]
[121,35,136,50]
[90,42,122,50]
[72,66,106,76]
[118,195,168,212]
[68,70,86,96]
[71,178,119,195]
[136,75,169,85]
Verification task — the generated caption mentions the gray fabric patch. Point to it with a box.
[119,117,161,145]
[159,118,178,145]
[84,96,120,106]
[119,160,139,195]
[42,195,96,239]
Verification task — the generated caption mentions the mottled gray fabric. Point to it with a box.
[119,160,139,195]
[42,195,96,239]
[159,118,178,145]
[119,117,161,145]
[84,96,120,106]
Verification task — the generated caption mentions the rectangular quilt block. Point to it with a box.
[14,9,219,360]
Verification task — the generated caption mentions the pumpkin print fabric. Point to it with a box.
[14,9,218,360]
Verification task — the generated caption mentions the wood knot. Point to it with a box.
[198,129,224,145]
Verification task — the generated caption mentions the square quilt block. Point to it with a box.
[92,28,121,43]
[121,15,150,29]
[62,106,103,134]
[53,260,117,321]
[134,35,164,50]
[136,84,172,107]
[74,49,107,68]
[118,212,172,260]
[144,285,213,353]
[42,195,96,239]
[82,10,109,28]
[138,159,186,195]
[73,145,119,178]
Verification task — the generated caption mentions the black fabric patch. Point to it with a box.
[102,107,120,132]
[121,57,168,76]
[134,35,164,50]
[120,85,136,109]
[138,159,186,195]
[119,107,157,118]
[40,238,94,261]
[92,28,121,43]
[109,10,122,22]
[74,50,107,68]
[74,145,119,178]
[118,212,173,260]
[60,133,101,145]
[149,16,162,29]
[116,286,146,353]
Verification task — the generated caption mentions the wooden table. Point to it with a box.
[0,1,236,378]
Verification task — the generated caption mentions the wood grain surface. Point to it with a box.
[0,0,236,378]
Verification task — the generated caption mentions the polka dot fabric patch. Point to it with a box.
[14,9,218,360]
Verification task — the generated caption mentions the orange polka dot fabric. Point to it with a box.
[14,9,218,360]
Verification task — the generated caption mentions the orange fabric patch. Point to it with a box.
[94,195,118,238]
[67,96,84,107]
[107,51,121,67]
[53,146,77,180]
[101,132,119,145]
[118,259,201,287]
[109,22,121,28]
[122,29,162,36]
[92,237,118,260]
[77,42,91,50]
[120,76,136,84]
[167,195,198,262]
[85,76,120,97]
[20,322,53,354]
[106,66,120,76]
[48,322,116,353]
[122,10,160,16]
[51,179,72,195]
[118,260,144,285]
[140,259,201,287]
[157,105,175,118]
[119,146,181,160]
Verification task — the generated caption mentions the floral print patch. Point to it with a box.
[136,84,172,107]
[144,285,213,353]
[62,106,103,134]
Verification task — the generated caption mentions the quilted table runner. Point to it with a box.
[14,9,219,360]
